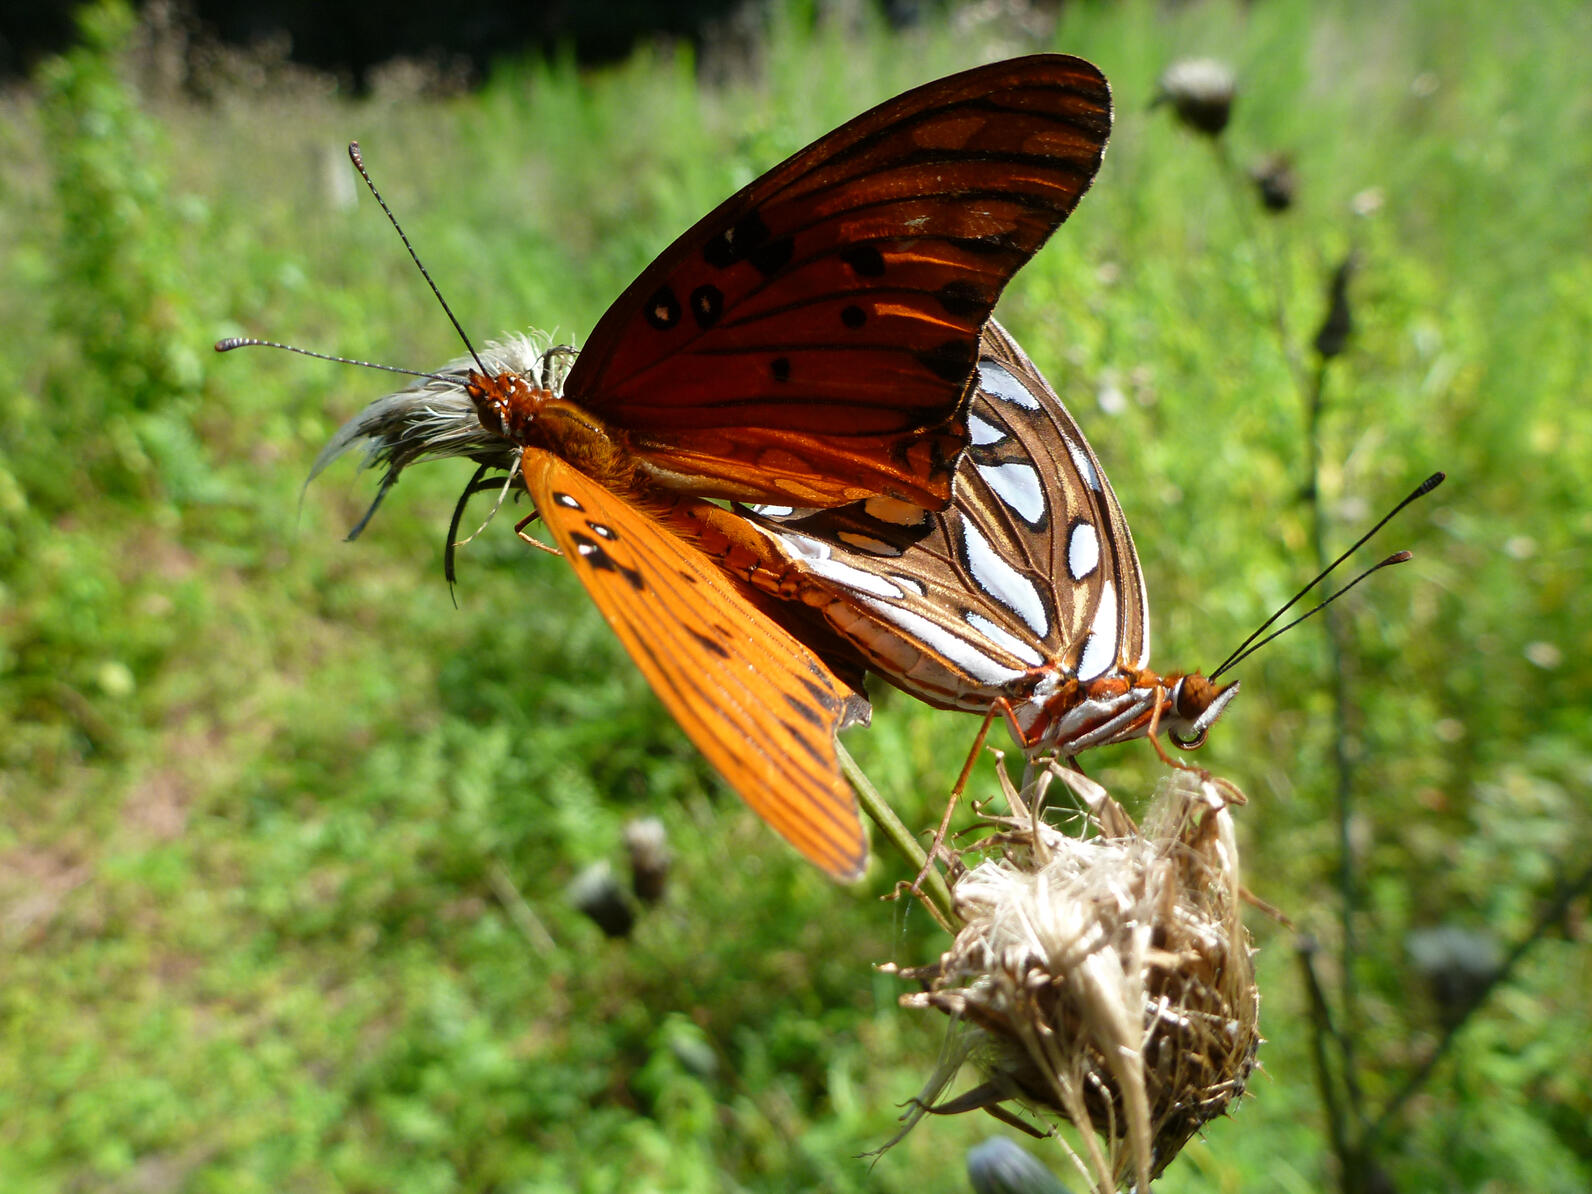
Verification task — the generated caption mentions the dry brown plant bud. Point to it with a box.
[1153,58,1237,137]
[885,759,1260,1193]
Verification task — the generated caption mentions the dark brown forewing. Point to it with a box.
[566,55,1112,510]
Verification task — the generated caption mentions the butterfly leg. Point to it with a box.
[906,703,1001,897]
[1143,687,1180,767]
[1142,689,1248,804]
[513,511,563,557]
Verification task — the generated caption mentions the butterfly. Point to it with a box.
[737,317,1239,761]
[287,56,1115,880]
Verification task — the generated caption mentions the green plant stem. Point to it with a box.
[1297,938,1353,1178]
[1304,357,1365,1114]
[1213,139,1306,394]
[837,739,956,928]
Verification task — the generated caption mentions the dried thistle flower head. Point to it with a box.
[888,760,1259,1194]
[1251,152,1297,212]
[1153,58,1237,137]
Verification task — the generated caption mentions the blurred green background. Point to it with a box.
[2,0,1588,1190]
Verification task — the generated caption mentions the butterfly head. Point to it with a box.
[467,368,550,444]
[1164,673,1240,750]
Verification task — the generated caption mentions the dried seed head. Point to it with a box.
[623,816,672,905]
[888,762,1259,1193]
[1251,153,1297,213]
[568,861,636,939]
[1153,58,1237,137]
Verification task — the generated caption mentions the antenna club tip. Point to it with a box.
[348,141,363,166]
[215,338,245,352]
[1386,550,1414,565]
[1420,471,1446,493]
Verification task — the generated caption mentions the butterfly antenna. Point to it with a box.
[346,141,489,377]
[212,337,445,381]
[1211,551,1413,679]
[1208,471,1445,680]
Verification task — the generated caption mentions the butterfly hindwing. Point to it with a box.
[743,319,1149,713]
[520,447,869,881]
[566,55,1113,510]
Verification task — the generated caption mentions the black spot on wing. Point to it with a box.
[690,284,723,329]
[749,235,795,278]
[770,357,791,383]
[840,244,886,277]
[840,304,866,329]
[948,231,1019,257]
[686,626,732,659]
[645,285,681,331]
[569,531,646,591]
[797,673,841,714]
[780,719,829,767]
[782,689,826,729]
[703,209,771,270]
[936,280,989,317]
[916,338,979,384]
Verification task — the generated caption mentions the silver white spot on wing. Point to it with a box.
[750,504,794,518]
[1067,438,1101,492]
[1067,520,1100,579]
[959,518,1049,638]
[976,461,1046,526]
[968,414,1006,446]
[964,611,1046,667]
[1075,580,1119,682]
[780,533,904,600]
[890,574,926,597]
[857,597,1027,687]
[978,360,1041,410]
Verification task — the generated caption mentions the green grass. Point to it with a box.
[2,0,1589,1190]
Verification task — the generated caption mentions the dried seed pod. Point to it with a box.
[568,861,636,939]
[1251,152,1297,212]
[623,816,672,905]
[1153,59,1237,137]
[887,761,1259,1194]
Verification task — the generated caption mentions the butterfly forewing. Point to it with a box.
[744,319,1149,717]
[566,55,1112,510]
[520,447,869,881]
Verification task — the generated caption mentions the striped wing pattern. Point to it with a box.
[566,55,1113,510]
[744,319,1155,741]
[520,447,870,881]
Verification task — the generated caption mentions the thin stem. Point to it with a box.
[1305,357,1365,1111]
[1213,139,1306,393]
[837,740,956,929]
[1297,938,1352,1179]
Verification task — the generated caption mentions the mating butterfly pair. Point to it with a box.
[266,56,1232,881]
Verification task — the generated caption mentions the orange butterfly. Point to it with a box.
[267,56,1114,880]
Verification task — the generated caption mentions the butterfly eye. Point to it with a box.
[1170,727,1208,750]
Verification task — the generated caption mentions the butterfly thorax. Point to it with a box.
[467,370,647,492]
[1022,667,1238,756]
